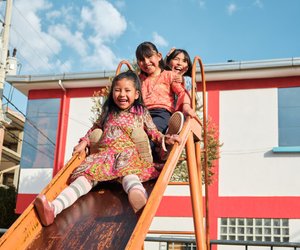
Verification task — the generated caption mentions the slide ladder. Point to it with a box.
[0,57,209,250]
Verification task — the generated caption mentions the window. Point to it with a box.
[20,99,60,168]
[220,218,289,242]
[278,87,300,147]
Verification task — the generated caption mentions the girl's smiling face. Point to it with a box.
[137,51,162,77]
[112,78,139,110]
[168,52,189,76]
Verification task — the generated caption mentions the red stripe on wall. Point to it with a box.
[28,89,63,99]
[15,193,37,214]
[28,87,107,99]
[53,92,70,175]
[207,76,300,91]
[156,196,300,219]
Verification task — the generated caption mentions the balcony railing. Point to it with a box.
[145,236,300,249]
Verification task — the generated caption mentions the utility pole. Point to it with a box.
[0,0,13,163]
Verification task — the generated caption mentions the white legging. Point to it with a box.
[52,176,93,217]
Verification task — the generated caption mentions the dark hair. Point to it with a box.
[135,41,165,75]
[100,70,145,127]
[165,49,192,77]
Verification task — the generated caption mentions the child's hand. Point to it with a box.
[173,74,183,83]
[182,103,197,118]
[164,134,182,146]
[72,140,88,155]
[166,47,176,57]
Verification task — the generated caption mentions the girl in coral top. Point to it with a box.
[135,42,195,161]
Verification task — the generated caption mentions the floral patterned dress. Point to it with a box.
[70,107,164,183]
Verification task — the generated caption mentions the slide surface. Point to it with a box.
[26,181,155,250]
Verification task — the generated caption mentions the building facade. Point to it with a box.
[0,108,24,188]
[6,57,300,248]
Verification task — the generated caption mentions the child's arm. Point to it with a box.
[171,74,196,118]
[182,96,197,118]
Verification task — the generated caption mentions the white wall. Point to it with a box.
[219,88,300,196]
[64,97,95,163]
[289,219,300,242]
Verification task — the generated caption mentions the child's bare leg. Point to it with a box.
[34,176,94,226]
[122,174,148,213]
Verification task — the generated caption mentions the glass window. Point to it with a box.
[20,99,60,168]
[219,218,289,242]
[278,87,300,146]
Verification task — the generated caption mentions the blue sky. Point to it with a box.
[1,0,300,113]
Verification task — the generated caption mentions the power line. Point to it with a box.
[3,126,54,160]
[12,3,70,74]
[10,25,54,73]
[2,95,56,146]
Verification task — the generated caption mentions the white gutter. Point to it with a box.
[58,79,66,92]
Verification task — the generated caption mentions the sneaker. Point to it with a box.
[166,111,184,135]
[34,194,55,226]
[128,188,148,213]
[162,111,184,152]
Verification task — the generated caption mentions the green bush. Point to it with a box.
[0,186,19,229]
[171,119,222,184]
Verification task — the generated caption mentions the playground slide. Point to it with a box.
[0,117,203,250]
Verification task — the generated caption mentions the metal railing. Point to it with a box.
[145,236,300,249]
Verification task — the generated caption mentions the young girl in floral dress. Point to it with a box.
[34,70,181,226]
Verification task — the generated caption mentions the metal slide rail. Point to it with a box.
[192,55,210,250]
[0,151,86,250]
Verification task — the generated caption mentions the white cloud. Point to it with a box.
[78,0,127,70]
[82,43,117,70]
[8,0,127,74]
[152,32,169,48]
[227,3,237,15]
[81,0,127,42]
[46,10,60,20]
[10,0,64,73]
[48,24,88,57]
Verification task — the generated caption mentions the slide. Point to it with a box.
[1,56,208,250]
[0,116,203,250]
